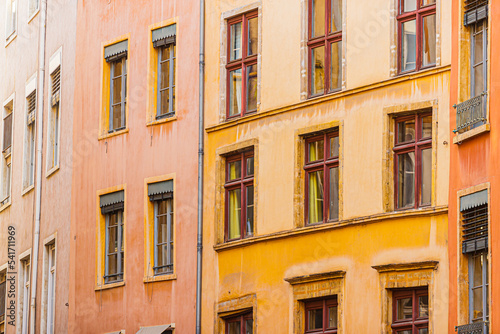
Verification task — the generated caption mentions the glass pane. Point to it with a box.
[398,119,416,143]
[113,78,122,104]
[308,139,324,162]
[228,188,242,239]
[157,244,169,266]
[403,0,416,12]
[161,60,170,89]
[420,148,431,206]
[107,254,117,276]
[113,61,122,77]
[161,45,170,61]
[401,20,417,72]
[228,160,242,180]
[328,305,338,328]
[161,89,170,115]
[229,69,242,116]
[308,170,324,224]
[418,329,429,334]
[422,14,436,67]
[474,30,483,64]
[330,136,339,157]
[473,254,484,287]
[308,309,323,329]
[245,319,253,334]
[472,287,483,320]
[246,157,254,176]
[107,227,118,253]
[397,298,413,320]
[311,0,326,38]
[230,22,242,61]
[330,0,342,33]
[228,321,241,334]
[246,64,258,112]
[157,213,167,245]
[330,41,342,91]
[474,64,484,96]
[311,46,325,95]
[112,105,122,130]
[419,295,429,317]
[329,167,339,221]
[246,185,254,237]
[248,17,258,56]
[422,116,432,138]
[398,152,415,208]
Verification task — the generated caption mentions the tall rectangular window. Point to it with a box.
[398,0,436,73]
[28,0,39,18]
[25,90,36,189]
[304,130,339,224]
[308,0,342,96]
[21,258,30,334]
[391,288,429,334]
[225,151,254,241]
[470,19,488,98]
[1,100,13,206]
[46,243,56,334]
[104,41,128,133]
[225,312,253,334]
[226,11,258,119]
[48,66,61,170]
[394,112,432,209]
[153,198,174,275]
[104,210,124,283]
[305,297,338,333]
[153,24,176,119]
[5,0,17,39]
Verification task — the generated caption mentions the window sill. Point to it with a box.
[143,273,176,283]
[0,201,11,213]
[98,128,129,141]
[453,123,490,144]
[22,184,35,196]
[94,280,125,291]
[46,165,60,178]
[146,116,177,127]
[5,33,17,47]
[27,9,40,24]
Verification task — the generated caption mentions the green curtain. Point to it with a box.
[229,189,241,239]
[309,171,324,223]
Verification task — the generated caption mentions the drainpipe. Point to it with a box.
[195,0,205,332]
[30,0,48,332]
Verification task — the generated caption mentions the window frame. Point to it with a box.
[104,210,124,284]
[46,243,56,334]
[153,198,174,276]
[48,65,61,171]
[304,297,338,333]
[108,56,127,133]
[470,18,488,98]
[468,251,489,324]
[393,112,432,210]
[224,151,255,242]
[224,312,253,334]
[5,0,17,41]
[21,258,30,334]
[304,130,340,225]
[156,43,176,119]
[391,287,429,334]
[25,90,37,189]
[226,11,259,120]
[397,0,437,74]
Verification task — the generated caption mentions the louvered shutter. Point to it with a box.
[51,66,61,107]
[27,91,36,125]
[461,190,488,254]
[464,0,488,26]
[3,113,12,152]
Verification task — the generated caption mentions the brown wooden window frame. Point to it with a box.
[225,312,253,334]
[304,297,338,333]
[393,112,432,210]
[304,130,340,225]
[397,0,436,74]
[308,0,343,97]
[391,288,429,334]
[226,11,258,120]
[224,151,255,242]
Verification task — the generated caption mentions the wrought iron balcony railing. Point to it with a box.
[455,321,489,334]
[453,92,487,134]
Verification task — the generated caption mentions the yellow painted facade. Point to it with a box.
[202,0,451,332]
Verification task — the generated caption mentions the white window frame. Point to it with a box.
[46,243,56,334]
[5,0,17,42]
[1,95,14,207]
[27,0,40,22]
[46,49,62,176]
[23,75,37,191]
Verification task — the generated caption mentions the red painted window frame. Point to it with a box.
[391,288,429,334]
[397,0,436,74]
[393,112,432,210]
[304,297,338,333]
[225,312,253,333]
[224,151,254,242]
[308,0,343,97]
[226,11,258,120]
[304,130,340,225]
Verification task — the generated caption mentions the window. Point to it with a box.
[393,113,432,209]
[226,11,258,119]
[5,0,17,40]
[397,0,436,73]
[21,258,30,334]
[1,100,13,206]
[305,130,339,225]
[225,151,254,241]
[0,269,6,334]
[225,312,253,334]
[470,19,488,99]
[24,90,36,189]
[391,288,429,334]
[104,40,128,133]
[45,243,56,334]
[308,0,342,96]
[28,0,39,18]
[305,297,338,333]
[153,24,176,119]
[48,65,61,170]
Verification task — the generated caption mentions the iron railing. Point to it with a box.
[454,93,487,133]
[455,321,489,334]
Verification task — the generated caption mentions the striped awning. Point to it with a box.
[152,24,176,47]
[460,189,488,211]
[105,40,128,61]
[148,180,173,201]
[100,190,124,214]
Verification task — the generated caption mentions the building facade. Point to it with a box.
[202,0,451,333]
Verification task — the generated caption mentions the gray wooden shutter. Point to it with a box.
[464,0,488,26]
[461,190,488,254]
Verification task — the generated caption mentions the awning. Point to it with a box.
[148,180,173,201]
[105,40,128,62]
[100,190,124,214]
[464,4,488,26]
[460,189,488,211]
[152,24,176,48]
[135,324,172,334]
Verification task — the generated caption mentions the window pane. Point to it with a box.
[157,212,167,245]
[308,139,324,162]
[422,14,436,67]
[401,20,417,72]
[418,329,429,334]
[330,136,339,157]
[398,152,415,208]
[161,60,170,89]
[107,254,117,276]
[161,89,170,115]
[246,185,254,237]
[473,254,484,287]
[228,160,242,181]
[420,148,431,206]
[398,119,415,143]
[421,116,432,138]
[230,22,242,61]
[308,170,324,224]
[419,295,429,317]
[403,0,416,12]
[330,41,342,91]
[245,319,253,334]
[308,308,323,329]
[311,0,326,38]
[246,157,254,176]
[248,17,258,56]
[474,30,483,64]
[228,188,241,239]
[113,105,122,129]
[474,64,484,96]
[472,287,483,320]
[228,321,241,334]
[113,77,122,104]
[157,244,169,266]
[329,167,339,221]
[107,226,118,253]
[246,64,258,112]
[328,305,338,328]
[229,69,242,116]
[397,298,413,320]
[311,46,325,95]
[330,0,342,33]
[114,60,123,77]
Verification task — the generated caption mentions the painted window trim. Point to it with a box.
[304,297,338,333]
[23,74,37,190]
[156,41,176,119]
[46,49,62,175]
[104,210,124,284]
[153,198,174,276]
[108,57,127,133]
[391,287,429,333]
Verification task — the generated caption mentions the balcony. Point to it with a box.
[455,321,489,334]
[453,93,487,134]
